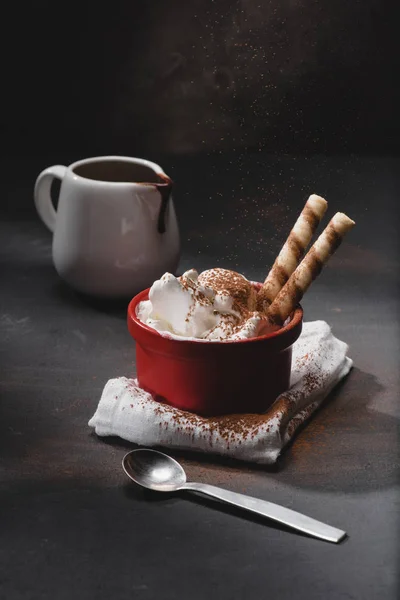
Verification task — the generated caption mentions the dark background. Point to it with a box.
[3,0,398,159]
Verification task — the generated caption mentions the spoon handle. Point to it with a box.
[183,482,346,543]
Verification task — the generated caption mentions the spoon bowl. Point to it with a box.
[123,448,187,492]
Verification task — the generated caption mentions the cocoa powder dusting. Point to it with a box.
[198,268,253,312]
[125,351,325,457]
[134,353,325,449]
[179,268,272,338]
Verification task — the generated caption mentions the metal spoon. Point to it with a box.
[122,449,346,544]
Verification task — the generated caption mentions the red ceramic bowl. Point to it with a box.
[127,285,303,416]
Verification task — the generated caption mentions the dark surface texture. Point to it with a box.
[1,153,399,599]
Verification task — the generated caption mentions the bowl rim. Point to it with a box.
[127,285,303,346]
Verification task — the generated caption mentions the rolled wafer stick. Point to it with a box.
[261,194,328,306]
[267,212,355,325]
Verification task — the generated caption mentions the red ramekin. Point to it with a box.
[127,285,303,416]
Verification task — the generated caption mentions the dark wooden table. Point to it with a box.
[1,153,399,599]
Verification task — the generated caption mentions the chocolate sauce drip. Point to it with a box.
[155,174,173,234]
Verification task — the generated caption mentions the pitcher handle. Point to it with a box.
[34,165,67,232]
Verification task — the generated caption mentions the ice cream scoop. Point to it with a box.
[137,268,273,341]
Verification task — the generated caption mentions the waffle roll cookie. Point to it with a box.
[267,212,355,325]
[261,194,328,306]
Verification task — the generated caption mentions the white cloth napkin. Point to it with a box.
[89,321,352,464]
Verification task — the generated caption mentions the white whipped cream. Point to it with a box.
[137,268,270,341]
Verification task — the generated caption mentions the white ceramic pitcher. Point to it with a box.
[34,156,180,297]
